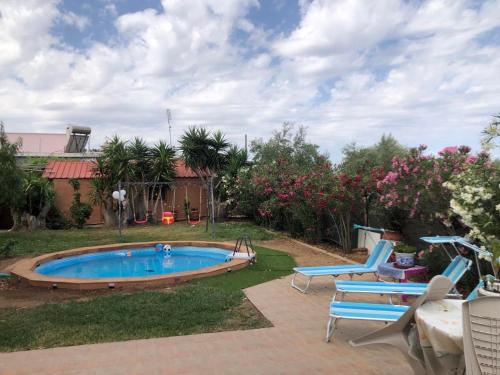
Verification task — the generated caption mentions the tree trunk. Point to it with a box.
[102,198,117,227]
[36,201,51,229]
[205,183,210,232]
[152,185,161,224]
[9,208,22,232]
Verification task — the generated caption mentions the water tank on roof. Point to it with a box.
[65,125,91,153]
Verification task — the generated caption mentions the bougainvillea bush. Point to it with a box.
[377,145,484,230]
[227,124,498,261]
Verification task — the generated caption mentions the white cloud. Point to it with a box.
[0,0,499,161]
[59,10,90,31]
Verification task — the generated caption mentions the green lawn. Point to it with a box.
[0,221,275,257]
[0,224,295,352]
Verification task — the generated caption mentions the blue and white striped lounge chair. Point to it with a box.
[291,239,394,293]
[332,255,472,301]
[327,275,454,375]
[465,279,484,302]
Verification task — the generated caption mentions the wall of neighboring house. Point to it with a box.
[53,179,103,225]
[159,178,208,221]
[50,177,206,225]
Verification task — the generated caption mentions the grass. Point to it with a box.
[0,286,258,351]
[0,223,295,352]
[0,221,276,257]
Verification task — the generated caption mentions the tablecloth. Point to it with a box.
[412,299,465,375]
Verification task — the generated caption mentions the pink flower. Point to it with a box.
[264,187,273,193]
[418,250,425,259]
[438,146,458,156]
[384,171,398,183]
[466,156,478,163]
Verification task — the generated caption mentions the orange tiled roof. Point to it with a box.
[43,159,198,179]
[43,160,95,179]
[174,160,198,178]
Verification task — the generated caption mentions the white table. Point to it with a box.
[413,299,465,375]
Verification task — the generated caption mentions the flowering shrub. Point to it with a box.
[444,153,500,276]
[377,145,482,226]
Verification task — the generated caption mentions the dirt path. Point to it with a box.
[257,238,359,267]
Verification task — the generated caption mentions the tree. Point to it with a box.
[90,136,129,227]
[251,123,320,175]
[0,124,24,230]
[127,137,152,221]
[149,140,176,221]
[340,134,407,174]
[21,172,55,230]
[179,127,230,231]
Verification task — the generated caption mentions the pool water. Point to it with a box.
[36,246,231,279]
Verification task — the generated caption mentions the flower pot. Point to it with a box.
[482,279,500,295]
[395,252,416,268]
[478,286,500,297]
[382,231,403,242]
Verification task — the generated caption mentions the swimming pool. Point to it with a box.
[36,246,232,278]
[10,241,251,289]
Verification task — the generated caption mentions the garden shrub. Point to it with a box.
[0,239,16,258]
[46,206,71,230]
[69,179,92,229]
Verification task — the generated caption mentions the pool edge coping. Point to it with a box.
[10,241,250,290]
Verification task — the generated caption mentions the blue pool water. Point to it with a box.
[36,246,232,278]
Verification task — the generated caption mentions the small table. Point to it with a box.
[412,299,465,375]
[377,262,428,301]
[377,262,428,282]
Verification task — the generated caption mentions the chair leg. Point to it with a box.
[326,316,338,342]
[291,273,312,293]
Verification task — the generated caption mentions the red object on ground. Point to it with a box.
[162,212,174,225]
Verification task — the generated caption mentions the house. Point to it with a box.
[7,126,99,158]
[42,160,103,225]
[42,160,207,225]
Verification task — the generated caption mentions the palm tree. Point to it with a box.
[90,136,129,227]
[179,127,230,231]
[127,137,152,221]
[149,140,176,221]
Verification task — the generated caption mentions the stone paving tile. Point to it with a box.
[0,274,412,374]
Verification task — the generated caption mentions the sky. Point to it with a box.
[0,0,499,161]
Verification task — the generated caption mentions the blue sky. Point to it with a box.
[1,0,499,160]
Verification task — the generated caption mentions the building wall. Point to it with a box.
[53,179,103,225]
[51,177,206,225]
[157,178,208,221]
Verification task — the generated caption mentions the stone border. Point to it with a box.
[10,241,249,290]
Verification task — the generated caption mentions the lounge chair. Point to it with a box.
[333,255,472,301]
[327,275,454,375]
[291,239,394,293]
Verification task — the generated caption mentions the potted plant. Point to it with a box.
[479,241,500,295]
[394,243,417,268]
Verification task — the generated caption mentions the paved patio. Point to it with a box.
[0,273,411,374]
